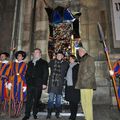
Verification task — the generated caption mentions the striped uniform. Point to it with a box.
[11,61,27,102]
[113,59,120,98]
[113,60,120,77]
[0,60,11,102]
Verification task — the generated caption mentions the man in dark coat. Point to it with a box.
[46,51,69,119]
[22,48,49,120]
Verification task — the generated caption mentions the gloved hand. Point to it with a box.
[22,86,27,92]
[5,82,8,88]
[7,83,12,90]
[109,70,114,76]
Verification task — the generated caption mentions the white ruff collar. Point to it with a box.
[15,59,23,63]
[2,60,9,64]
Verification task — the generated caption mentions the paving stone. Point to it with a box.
[0,105,120,120]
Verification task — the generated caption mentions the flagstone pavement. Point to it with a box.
[0,105,120,120]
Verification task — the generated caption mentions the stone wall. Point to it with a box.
[34,0,49,60]
[79,0,120,106]
[22,0,33,60]
[0,0,15,52]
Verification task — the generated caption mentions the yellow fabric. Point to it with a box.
[81,89,93,120]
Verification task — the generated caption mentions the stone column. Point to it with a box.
[34,0,49,60]
[17,0,24,50]
[22,0,33,60]
[0,0,16,52]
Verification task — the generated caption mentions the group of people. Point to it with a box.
[0,50,27,117]
[21,47,96,120]
[1,46,119,120]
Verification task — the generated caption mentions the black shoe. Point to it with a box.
[22,116,29,120]
[69,116,72,119]
[55,112,60,119]
[69,116,76,120]
[46,114,51,119]
[46,108,52,119]
[33,115,37,119]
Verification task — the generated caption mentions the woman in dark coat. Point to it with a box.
[65,55,80,120]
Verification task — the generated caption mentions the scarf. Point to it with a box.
[66,62,77,86]
[51,60,62,87]
[32,57,41,66]
[2,60,9,64]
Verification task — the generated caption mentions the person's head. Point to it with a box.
[69,55,76,63]
[78,47,87,57]
[33,48,42,59]
[15,51,26,61]
[56,51,64,61]
[0,52,9,61]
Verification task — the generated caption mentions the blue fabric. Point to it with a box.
[18,83,21,102]
[53,11,62,24]
[63,9,75,22]
[52,8,75,24]
[114,65,119,73]
[114,64,120,72]
[118,87,120,99]
[1,80,5,101]
[48,92,62,109]
[14,76,17,100]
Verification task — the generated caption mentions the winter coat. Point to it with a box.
[48,59,69,95]
[25,58,49,87]
[75,54,96,89]
[65,63,80,103]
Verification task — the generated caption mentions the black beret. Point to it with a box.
[0,52,10,57]
[15,51,26,60]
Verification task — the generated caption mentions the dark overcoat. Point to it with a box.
[48,59,69,95]
[25,58,49,87]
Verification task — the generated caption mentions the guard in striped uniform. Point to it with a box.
[10,51,27,117]
[113,59,120,77]
[0,52,11,113]
[109,59,120,99]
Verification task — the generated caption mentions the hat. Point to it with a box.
[15,51,26,60]
[0,52,10,57]
[57,50,64,55]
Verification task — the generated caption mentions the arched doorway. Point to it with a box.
[44,0,82,59]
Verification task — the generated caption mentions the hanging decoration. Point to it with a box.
[45,5,81,59]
